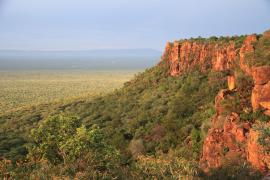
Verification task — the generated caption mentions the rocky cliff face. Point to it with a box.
[162,40,235,76]
[161,30,270,174]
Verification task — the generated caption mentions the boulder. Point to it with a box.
[252,82,270,110]
[252,66,270,85]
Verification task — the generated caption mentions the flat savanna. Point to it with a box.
[0,70,137,114]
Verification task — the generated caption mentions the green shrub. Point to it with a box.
[240,109,269,122]
[191,128,202,155]
[206,163,262,180]
[258,127,270,154]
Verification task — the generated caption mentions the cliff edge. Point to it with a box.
[161,29,270,174]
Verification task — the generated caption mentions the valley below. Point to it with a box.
[0,70,137,114]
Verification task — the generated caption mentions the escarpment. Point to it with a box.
[161,30,270,174]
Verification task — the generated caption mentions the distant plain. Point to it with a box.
[0,49,160,114]
[0,70,138,114]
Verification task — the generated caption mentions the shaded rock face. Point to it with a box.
[161,31,270,174]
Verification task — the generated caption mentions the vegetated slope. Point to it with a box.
[0,60,230,178]
[1,30,270,179]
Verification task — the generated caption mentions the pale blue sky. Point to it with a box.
[0,0,269,51]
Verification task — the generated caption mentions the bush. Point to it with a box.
[258,127,270,154]
[207,163,262,180]
[191,128,202,155]
[27,115,121,178]
[240,109,269,122]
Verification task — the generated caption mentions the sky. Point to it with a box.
[0,0,269,51]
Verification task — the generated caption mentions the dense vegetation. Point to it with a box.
[0,61,241,179]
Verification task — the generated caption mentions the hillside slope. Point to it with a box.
[0,30,270,179]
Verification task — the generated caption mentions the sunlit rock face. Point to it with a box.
[162,41,237,76]
[227,75,236,90]
[161,30,270,174]
[251,66,270,113]
[200,113,250,173]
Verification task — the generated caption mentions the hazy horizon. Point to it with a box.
[0,48,161,70]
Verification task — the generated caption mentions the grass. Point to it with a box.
[0,70,137,114]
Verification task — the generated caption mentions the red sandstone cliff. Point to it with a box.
[162,40,235,76]
[161,30,270,173]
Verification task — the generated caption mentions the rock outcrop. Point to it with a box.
[200,113,250,173]
[251,66,270,112]
[252,66,270,85]
[161,30,270,174]
[162,41,236,76]
[239,34,257,75]
[252,82,270,111]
